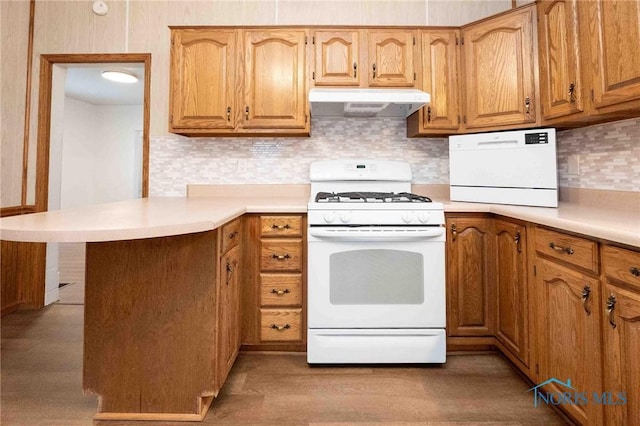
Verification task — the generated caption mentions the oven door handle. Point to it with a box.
[308,227,445,241]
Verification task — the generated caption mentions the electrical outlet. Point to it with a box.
[568,154,580,175]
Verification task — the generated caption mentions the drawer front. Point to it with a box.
[260,273,303,306]
[260,215,302,237]
[260,309,302,342]
[221,217,241,254]
[535,227,599,274]
[261,239,302,271]
[603,245,640,291]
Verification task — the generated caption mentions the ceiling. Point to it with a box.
[63,63,144,105]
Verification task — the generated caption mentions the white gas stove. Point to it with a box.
[306,160,446,364]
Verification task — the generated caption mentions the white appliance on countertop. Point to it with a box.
[307,160,446,364]
[449,128,558,207]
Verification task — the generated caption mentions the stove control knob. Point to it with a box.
[323,212,336,224]
[418,212,432,223]
[339,212,352,223]
[401,212,416,223]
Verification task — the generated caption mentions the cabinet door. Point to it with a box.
[493,220,529,367]
[217,244,241,386]
[446,217,495,336]
[367,30,416,87]
[586,0,640,112]
[602,284,640,425]
[313,30,360,86]
[420,30,460,131]
[170,29,236,130]
[537,0,585,120]
[462,6,537,129]
[536,260,603,426]
[242,30,307,130]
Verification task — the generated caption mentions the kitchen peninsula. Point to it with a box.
[1,195,308,421]
[1,191,639,422]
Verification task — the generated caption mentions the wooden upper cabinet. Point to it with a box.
[420,29,460,132]
[537,0,586,121]
[462,6,538,130]
[586,0,640,113]
[170,29,237,130]
[367,30,416,87]
[242,30,308,130]
[313,30,360,86]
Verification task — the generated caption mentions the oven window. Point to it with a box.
[329,249,424,305]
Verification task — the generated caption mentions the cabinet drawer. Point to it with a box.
[260,216,302,237]
[261,239,302,271]
[260,309,302,342]
[220,217,241,254]
[603,245,640,291]
[535,227,599,274]
[260,273,302,306]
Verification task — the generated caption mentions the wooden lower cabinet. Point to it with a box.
[242,214,306,351]
[601,245,640,425]
[445,215,495,342]
[532,225,607,425]
[493,219,530,369]
[535,259,603,425]
[217,243,241,387]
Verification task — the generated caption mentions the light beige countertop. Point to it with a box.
[441,200,640,248]
[0,196,308,243]
[1,190,638,248]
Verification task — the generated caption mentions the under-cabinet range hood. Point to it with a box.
[309,88,430,118]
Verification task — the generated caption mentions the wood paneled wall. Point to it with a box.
[1,1,30,208]
[2,0,513,209]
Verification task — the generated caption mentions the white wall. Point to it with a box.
[60,98,142,208]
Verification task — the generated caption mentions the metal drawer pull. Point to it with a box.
[581,285,591,316]
[515,230,522,253]
[549,242,574,255]
[606,294,617,329]
[451,224,457,241]
[271,254,291,260]
[270,323,291,331]
[271,223,291,230]
[270,288,290,295]
[228,230,238,239]
[630,266,640,277]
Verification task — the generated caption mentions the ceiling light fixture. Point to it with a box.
[101,69,138,83]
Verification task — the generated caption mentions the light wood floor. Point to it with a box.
[1,304,568,425]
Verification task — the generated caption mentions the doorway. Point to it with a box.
[34,54,151,306]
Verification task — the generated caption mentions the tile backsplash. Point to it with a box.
[149,117,640,196]
[556,117,639,192]
[150,117,449,196]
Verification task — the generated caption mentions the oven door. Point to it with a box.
[307,226,445,329]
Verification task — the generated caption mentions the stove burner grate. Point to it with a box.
[315,191,432,203]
